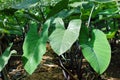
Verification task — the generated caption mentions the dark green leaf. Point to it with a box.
[79,26,89,44]
[0,8,17,16]
[47,0,69,18]
[22,19,51,74]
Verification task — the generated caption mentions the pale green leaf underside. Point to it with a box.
[90,0,115,3]
[49,19,81,55]
[12,0,39,9]
[23,20,50,74]
[81,29,111,74]
[69,2,88,7]
[53,18,65,29]
[0,43,13,71]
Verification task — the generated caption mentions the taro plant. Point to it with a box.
[1,0,120,79]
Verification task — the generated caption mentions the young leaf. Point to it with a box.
[49,18,81,55]
[0,43,13,71]
[22,19,51,74]
[80,29,111,74]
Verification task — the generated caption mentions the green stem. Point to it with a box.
[87,5,95,28]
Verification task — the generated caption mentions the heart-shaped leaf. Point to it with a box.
[80,29,111,74]
[49,18,81,55]
[22,19,51,74]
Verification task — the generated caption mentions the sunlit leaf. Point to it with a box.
[80,29,111,74]
[49,18,81,55]
[106,31,117,39]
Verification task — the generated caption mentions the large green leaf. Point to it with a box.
[53,17,65,29]
[22,20,51,74]
[0,43,13,71]
[48,18,65,36]
[12,0,39,9]
[80,29,111,74]
[49,18,81,55]
[54,8,80,19]
[47,0,69,18]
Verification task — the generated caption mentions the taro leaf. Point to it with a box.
[98,8,119,15]
[48,18,65,36]
[69,2,88,7]
[23,11,41,22]
[54,9,80,19]
[53,18,65,29]
[90,0,114,3]
[47,0,69,18]
[80,29,111,74]
[49,18,81,55]
[22,19,51,74]
[0,43,13,71]
[12,0,39,9]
